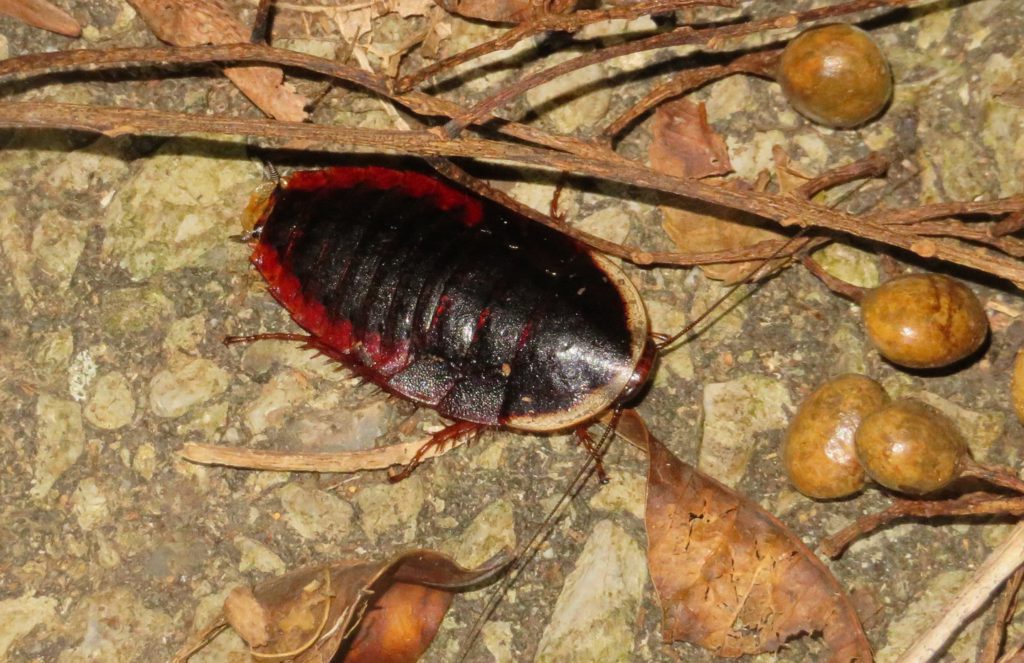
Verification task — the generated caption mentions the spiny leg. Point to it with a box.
[574,426,610,484]
[224,332,351,364]
[388,421,484,482]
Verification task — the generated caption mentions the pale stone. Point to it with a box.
[876,570,982,662]
[71,478,109,530]
[705,76,754,123]
[355,475,426,544]
[31,210,87,291]
[84,371,135,430]
[278,38,337,60]
[244,369,313,435]
[233,536,287,574]
[67,349,97,402]
[645,299,693,384]
[102,139,262,280]
[442,500,516,569]
[149,357,230,418]
[534,520,647,663]
[482,621,515,663]
[99,287,175,336]
[725,129,786,180]
[915,392,1005,462]
[700,375,792,487]
[589,470,646,520]
[525,51,611,134]
[0,592,57,657]
[828,322,869,376]
[575,206,632,245]
[812,242,880,289]
[443,19,537,94]
[164,315,207,354]
[133,443,157,481]
[56,589,173,662]
[31,395,84,498]
[278,482,355,540]
[281,397,391,452]
[34,329,73,374]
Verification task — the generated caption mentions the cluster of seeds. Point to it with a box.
[785,274,1024,499]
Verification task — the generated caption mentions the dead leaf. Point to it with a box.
[649,99,731,180]
[217,549,511,663]
[650,100,787,283]
[621,411,873,662]
[660,195,787,283]
[773,144,815,195]
[434,0,577,24]
[127,0,309,122]
[0,0,80,36]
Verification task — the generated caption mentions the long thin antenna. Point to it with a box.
[456,412,623,662]
[656,227,811,352]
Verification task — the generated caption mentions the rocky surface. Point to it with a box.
[0,1,1022,662]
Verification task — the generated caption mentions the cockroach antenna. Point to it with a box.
[654,227,812,354]
[456,409,624,663]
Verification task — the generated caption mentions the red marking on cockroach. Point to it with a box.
[475,307,492,332]
[253,240,356,353]
[285,167,485,227]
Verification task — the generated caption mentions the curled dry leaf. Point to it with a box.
[651,99,788,283]
[0,0,81,36]
[620,411,872,661]
[434,0,576,24]
[649,99,731,180]
[127,0,309,122]
[214,549,511,662]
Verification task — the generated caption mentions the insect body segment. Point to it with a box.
[248,167,652,433]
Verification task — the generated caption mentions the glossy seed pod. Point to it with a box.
[783,374,889,499]
[855,399,967,495]
[861,273,988,369]
[777,23,893,129]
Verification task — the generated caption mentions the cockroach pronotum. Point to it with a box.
[229,165,660,476]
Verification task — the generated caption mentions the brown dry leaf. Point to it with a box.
[0,0,80,36]
[434,0,577,24]
[651,99,788,283]
[622,411,873,662]
[219,549,510,663]
[649,98,731,180]
[127,0,309,122]
[773,144,815,195]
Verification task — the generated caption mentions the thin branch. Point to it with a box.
[979,567,1024,663]
[871,199,1024,226]
[397,0,738,92]
[2,99,1022,285]
[180,433,471,473]
[0,43,611,160]
[601,49,779,142]
[898,521,1024,663]
[442,0,927,136]
[820,494,1024,558]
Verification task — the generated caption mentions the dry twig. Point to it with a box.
[180,432,471,473]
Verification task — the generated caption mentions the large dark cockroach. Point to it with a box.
[233,166,658,470]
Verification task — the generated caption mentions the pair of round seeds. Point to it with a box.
[784,375,967,499]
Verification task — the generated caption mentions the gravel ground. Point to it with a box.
[0,1,1022,661]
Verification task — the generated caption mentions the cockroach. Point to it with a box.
[230,165,660,475]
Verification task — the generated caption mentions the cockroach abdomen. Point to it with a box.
[249,166,651,433]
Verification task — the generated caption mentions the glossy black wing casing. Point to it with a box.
[249,167,650,431]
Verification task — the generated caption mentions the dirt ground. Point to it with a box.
[1,0,1023,661]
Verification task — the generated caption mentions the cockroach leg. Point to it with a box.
[574,427,609,484]
[223,332,351,363]
[387,421,484,482]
